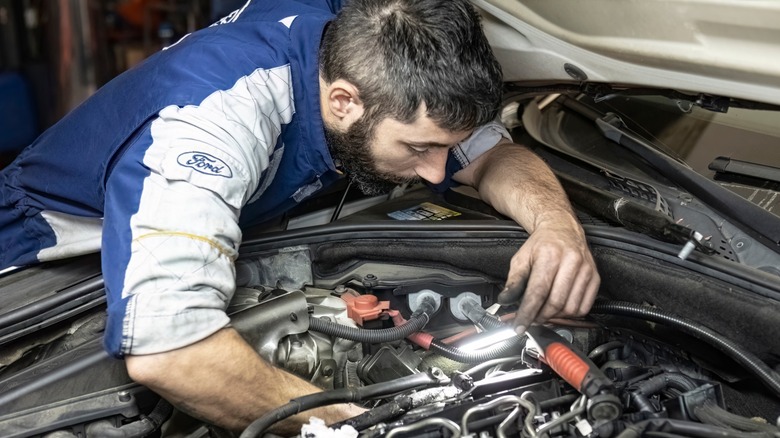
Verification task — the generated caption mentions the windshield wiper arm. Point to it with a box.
[592,111,780,254]
[557,173,710,260]
[709,157,780,185]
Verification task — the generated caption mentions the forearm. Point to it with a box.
[455,141,599,328]
[456,142,579,233]
[126,327,362,434]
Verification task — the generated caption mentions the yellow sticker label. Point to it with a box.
[387,202,461,221]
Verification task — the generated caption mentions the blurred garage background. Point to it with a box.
[0,0,245,167]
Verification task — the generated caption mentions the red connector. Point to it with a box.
[341,294,390,326]
[388,310,434,349]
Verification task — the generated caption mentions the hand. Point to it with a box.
[126,328,366,434]
[497,216,600,334]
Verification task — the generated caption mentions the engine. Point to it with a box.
[1,236,779,438]
[227,255,780,438]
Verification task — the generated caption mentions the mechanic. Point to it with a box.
[0,0,599,433]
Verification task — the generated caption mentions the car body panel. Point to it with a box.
[475,0,780,105]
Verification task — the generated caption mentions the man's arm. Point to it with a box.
[126,327,365,434]
[103,98,365,434]
[453,139,600,334]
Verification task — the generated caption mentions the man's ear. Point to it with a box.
[321,78,364,127]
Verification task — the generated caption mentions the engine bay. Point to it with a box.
[228,251,780,438]
[0,219,779,438]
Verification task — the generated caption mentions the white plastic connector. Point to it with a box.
[408,289,442,314]
[449,292,482,321]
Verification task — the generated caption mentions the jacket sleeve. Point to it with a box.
[102,66,296,357]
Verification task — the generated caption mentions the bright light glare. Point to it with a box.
[459,328,517,352]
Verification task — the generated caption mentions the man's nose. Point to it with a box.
[414,148,449,184]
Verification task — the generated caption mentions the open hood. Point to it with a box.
[473,0,780,106]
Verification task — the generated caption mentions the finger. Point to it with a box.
[578,270,601,316]
[514,252,558,333]
[561,262,594,317]
[497,254,531,306]
[535,252,580,323]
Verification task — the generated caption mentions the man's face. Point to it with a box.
[324,109,472,195]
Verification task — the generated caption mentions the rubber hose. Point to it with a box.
[635,373,699,394]
[694,402,780,434]
[239,370,441,438]
[615,418,775,438]
[539,393,580,410]
[429,336,526,363]
[308,312,429,343]
[588,341,625,360]
[332,396,413,432]
[145,398,174,429]
[628,372,697,414]
[591,301,780,399]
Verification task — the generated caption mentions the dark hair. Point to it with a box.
[319,0,503,131]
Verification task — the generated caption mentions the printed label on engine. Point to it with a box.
[387,202,461,221]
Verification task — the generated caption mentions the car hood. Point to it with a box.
[473,0,780,105]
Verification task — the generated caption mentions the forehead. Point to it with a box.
[375,112,472,147]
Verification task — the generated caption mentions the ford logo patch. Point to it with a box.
[177,152,233,178]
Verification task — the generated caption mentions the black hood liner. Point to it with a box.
[592,247,780,364]
[311,238,520,282]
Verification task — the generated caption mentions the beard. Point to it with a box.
[324,114,420,196]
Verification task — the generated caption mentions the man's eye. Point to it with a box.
[408,145,430,155]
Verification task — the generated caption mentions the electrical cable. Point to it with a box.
[308,297,435,343]
[331,387,459,432]
[591,301,780,399]
[239,369,446,438]
[440,312,516,345]
[309,313,429,343]
[430,336,526,363]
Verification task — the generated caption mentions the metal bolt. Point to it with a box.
[118,391,132,402]
[322,366,334,377]
[362,274,379,288]
[289,312,298,322]
[736,241,744,249]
